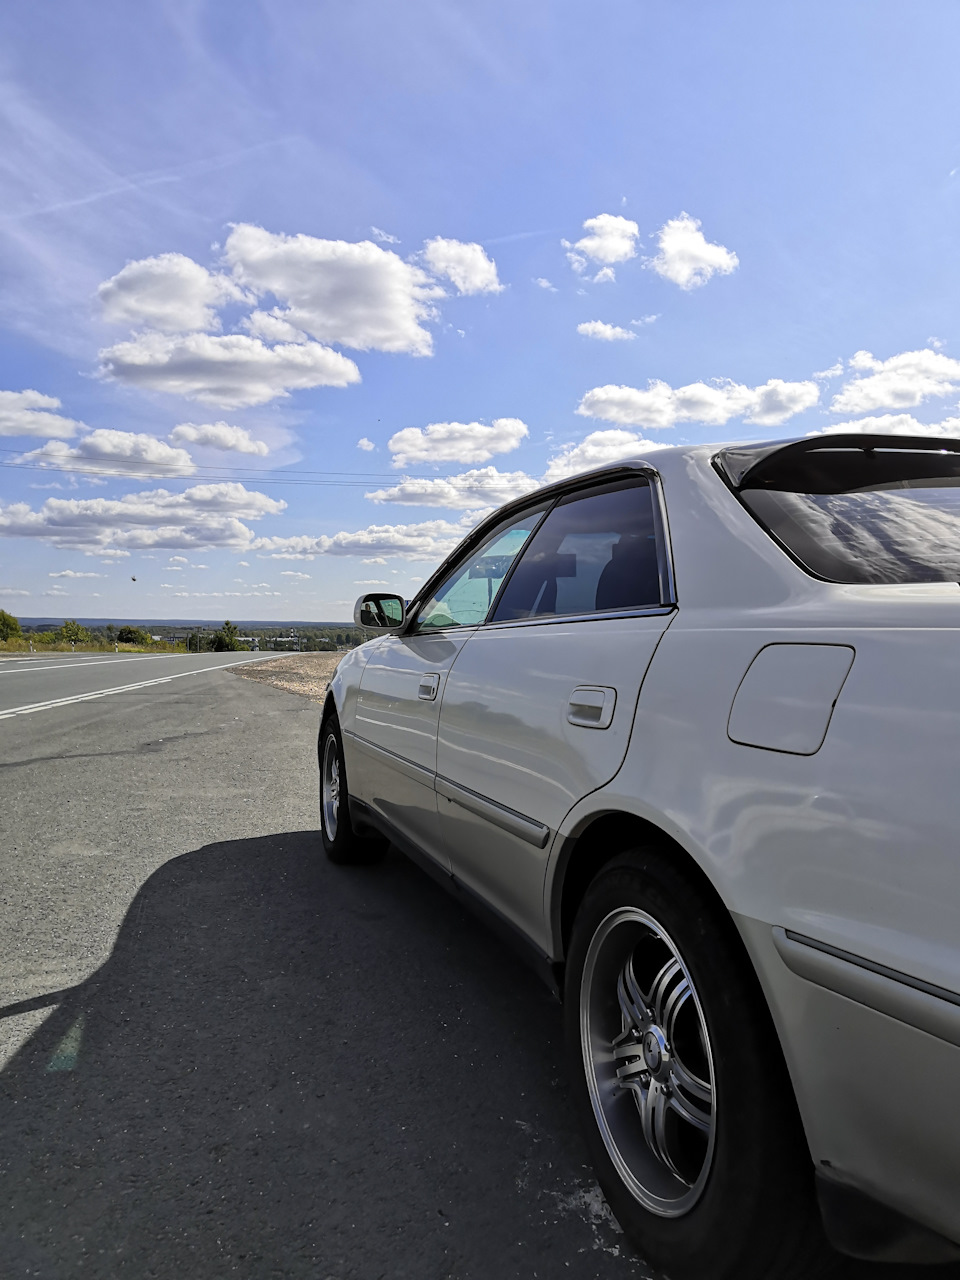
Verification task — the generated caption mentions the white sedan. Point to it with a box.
[318,432,960,1278]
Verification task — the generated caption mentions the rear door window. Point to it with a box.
[491,480,662,622]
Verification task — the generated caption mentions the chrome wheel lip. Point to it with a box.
[321,732,341,841]
[580,905,717,1218]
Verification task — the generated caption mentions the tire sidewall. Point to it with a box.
[319,714,351,861]
[564,851,814,1280]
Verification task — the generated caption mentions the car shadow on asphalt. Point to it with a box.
[0,832,956,1280]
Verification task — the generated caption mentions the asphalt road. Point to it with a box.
[0,650,276,719]
[0,662,956,1280]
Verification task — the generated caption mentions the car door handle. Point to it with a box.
[418,672,441,701]
[567,685,617,729]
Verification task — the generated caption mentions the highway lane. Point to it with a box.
[0,661,945,1280]
[0,650,275,718]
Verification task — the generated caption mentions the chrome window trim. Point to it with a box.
[647,468,677,607]
[399,459,677,635]
[481,604,676,632]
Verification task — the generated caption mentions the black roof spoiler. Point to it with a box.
[714,433,960,490]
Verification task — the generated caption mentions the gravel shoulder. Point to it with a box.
[231,651,341,703]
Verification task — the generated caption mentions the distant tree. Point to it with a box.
[58,619,91,644]
[210,619,243,652]
[117,625,151,645]
[105,624,117,641]
[0,609,21,641]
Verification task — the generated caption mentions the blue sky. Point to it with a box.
[3,0,960,620]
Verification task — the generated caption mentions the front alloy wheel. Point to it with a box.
[320,730,341,843]
[318,713,387,865]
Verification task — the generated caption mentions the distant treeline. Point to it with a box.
[0,610,365,654]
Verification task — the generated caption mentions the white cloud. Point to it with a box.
[645,213,738,290]
[814,360,844,380]
[421,238,503,295]
[592,267,616,284]
[241,309,308,343]
[564,214,639,272]
[354,578,388,584]
[357,437,375,451]
[0,482,284,553]
[238,560,250,566]
[223,223,443,356]
[280,570,310,579]
[542,430,666,483]
[577,377,819,428]
[97,253,247,332]
[366,466,537,509]
[169,555,188,563]
[534,278,557,291]
[577,320,636,342]
[388,417,528,467]
[1,588,31,597]
[18,429,196,476]
[171,590,281,599]
[370,227,400,244]
[817,413,960,437]
[170,421,269,456]
[0,390,84,439]
[831,349,960,414]
[98,331,359,408]
[631,315,658,327]
[49,569,103,578]
[254,513,480,561]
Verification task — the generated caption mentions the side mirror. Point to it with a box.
[354,592,407,632]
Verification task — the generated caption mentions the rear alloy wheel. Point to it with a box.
[564,850,837,1280]
[319,714,387,865]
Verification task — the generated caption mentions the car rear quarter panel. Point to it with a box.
[552,446,960,1242]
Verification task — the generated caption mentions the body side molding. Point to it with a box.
[435,775,550,849]
[774,927,960,1048]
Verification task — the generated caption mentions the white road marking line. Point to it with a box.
[0,655,170,676]
[0,655,277,720]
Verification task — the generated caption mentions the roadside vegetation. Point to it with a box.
[0,612,250,655]
[0,611,366,656]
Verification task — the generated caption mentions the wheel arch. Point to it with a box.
[317,690,338,766]
[551,809,728,964]
[550,806,820,1173]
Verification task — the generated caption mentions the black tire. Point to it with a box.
[564,848,838,1280]
[318,713,388,865]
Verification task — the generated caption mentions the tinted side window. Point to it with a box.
[414,508,547,630]
[492,481,660,622]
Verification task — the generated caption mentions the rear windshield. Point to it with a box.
[734,445,960,584]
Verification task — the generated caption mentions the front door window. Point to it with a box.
[415,508,547,630]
